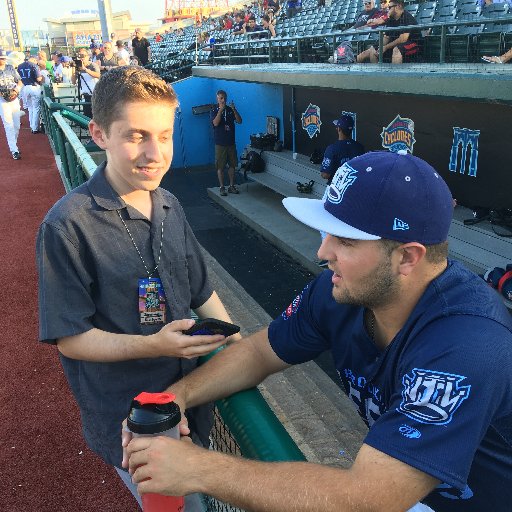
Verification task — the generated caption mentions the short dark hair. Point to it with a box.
[339,127,353,138]
[262,14,271,22]
[380,239,449,264]
[216,89,227,99]
[92,66,178,134]
[392,0,405,6]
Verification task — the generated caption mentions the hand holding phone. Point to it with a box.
[184,318,240,337]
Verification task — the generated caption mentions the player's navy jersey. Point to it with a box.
[17,60,41,86]
[321,139,365,180]
[268,260,512,511]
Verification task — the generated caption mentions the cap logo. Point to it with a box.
[327,162,358,205]
[393,218,409,231]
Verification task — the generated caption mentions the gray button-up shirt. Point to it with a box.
[37,163,214,466]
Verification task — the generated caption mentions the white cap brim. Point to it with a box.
[282,197,381,240]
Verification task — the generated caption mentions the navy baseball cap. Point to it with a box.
[333,114,354,130]
[283,151,453,244]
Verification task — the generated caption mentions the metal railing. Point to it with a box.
[41,95,96,192]
[190,15,512,65]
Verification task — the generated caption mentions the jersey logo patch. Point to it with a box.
[398,424,421,439]
[398,368,471,425]
[327,162,358,205]
[281,291,304,320]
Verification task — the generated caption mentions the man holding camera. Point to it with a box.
[210,89,242,196]
[75,50,100,118]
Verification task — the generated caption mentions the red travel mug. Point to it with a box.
[128,392,185,512]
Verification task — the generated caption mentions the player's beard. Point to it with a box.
[332,256,401,310]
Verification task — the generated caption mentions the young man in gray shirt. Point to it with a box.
[37,66,237,509]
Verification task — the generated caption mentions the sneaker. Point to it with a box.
[228,185,239,194]
[31,129,40,134]
[318,259,329,268]
[219,186,227,196]
[12,151,21,160]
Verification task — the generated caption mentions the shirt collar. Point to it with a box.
[87,161,173,212]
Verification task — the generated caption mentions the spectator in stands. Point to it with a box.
[366,0,389,27]
[37,66,237,511]
[482,47,512,63]
[266,0,280,21]
[232,12,245,34]
[210,89,242,196]
[261,14,277,37]
[286,0,302,18]
[75,49,100,118]
[130,55,141,66]
[132,28,152,66]
[125,149,512,512]
[223,14,234,29]
[356,0,420,64]
[155,32,163,43]
[244,15,265,38]
[98,41,127,74]
[17,54,42,133]
[353,0,379,28]
[0,49,23,160]
[115,40,130,63]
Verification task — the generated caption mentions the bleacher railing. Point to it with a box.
[209,16,512,65]
[149,15,512,77]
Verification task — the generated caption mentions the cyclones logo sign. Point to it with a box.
[381,115,416,154]
[301,103,322,139]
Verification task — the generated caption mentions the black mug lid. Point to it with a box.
[127,392,181,435]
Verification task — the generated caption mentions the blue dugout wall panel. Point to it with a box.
[172,77,283,168]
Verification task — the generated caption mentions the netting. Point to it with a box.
[203,407,245,512]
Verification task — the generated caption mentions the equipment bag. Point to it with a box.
[334,41,355,64]
[250,133,277,150]
[242,150,266,178]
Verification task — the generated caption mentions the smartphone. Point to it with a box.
[481,56,495,63]
[184,318,240,337]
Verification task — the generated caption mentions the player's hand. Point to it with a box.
[321,172,331,180]
[121,420,133,469]
[121,398,190,469]
[151,319,227,359]
[127,435,205,496]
